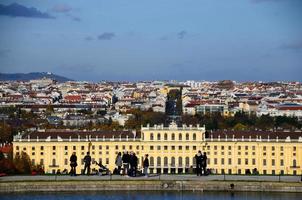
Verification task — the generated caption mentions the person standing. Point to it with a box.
[83,152,92,175]
[129,152,138,177]
[70,152,77,176]
[195,151,203,176]
[115,152,123,175]
[202,152,208,176]
[143,154,149,177]
[122,151,130,176]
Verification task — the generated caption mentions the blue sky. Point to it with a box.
[0,0,301,81]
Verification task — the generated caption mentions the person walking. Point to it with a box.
[202,152,208,176]
[122,151,130,176]
[83,152,92,175]
[115,152,123,175]
[70,152,77,176]
[195,150,203,176]
[143,154,149,177]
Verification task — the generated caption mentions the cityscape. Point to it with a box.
[0,0,302,199]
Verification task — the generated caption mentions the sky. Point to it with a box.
[0,0,302,82]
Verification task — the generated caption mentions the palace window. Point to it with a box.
[185,157,190,166]
[214,158,218,165]
[263,159,266,166]
[81,146,84,150]
[252,159,256,165]
[178,157,183,167]
[150,133,154,140]
[150,157,154,166]
[221,146,224,150]
[179,146,182,150]
[65,146,68,150]
[32,147,35,151]
[172,133,175,140]
[263,146,266,151]
[164,133,168,140]
[245,146,248,150]
[164,157,168,166]
[238,158,241,165]
[179,133,182,140]
[228,158,232,165]
[40,146,44,150]
[193,133,196,140]
[171,146,175,150]
[164,146,168,150]
[221,158,225,165]
[157,146,161,150]
[52,146,56,150]
[150,146,154,150]
[280,159,284,166]
[245,159,248,165]
[272,159,275,166]
[293,159,297,167]
[157,133,161,140]
[171,157,175,167]
[186,133,189,140]
[157,157,161,167]
[228,146,231,150]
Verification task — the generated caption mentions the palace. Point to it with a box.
[13,122,302,175]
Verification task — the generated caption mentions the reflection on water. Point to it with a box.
[0,191,301,200]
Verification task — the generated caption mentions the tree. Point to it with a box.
[255,115,274,130]
[233,123,247,131]
[13,152,32,174]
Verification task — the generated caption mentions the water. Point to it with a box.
[0,191,301,200]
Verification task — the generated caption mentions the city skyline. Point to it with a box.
[1,0,302,82]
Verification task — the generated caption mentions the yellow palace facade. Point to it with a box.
[13,122,302,175]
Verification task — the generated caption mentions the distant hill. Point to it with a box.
[0,72,73,82]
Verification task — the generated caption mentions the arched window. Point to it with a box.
[186,133,189,140]
[150,133,154,140]
[157,157,161,167]
[52,159,56,166]
[157,133,161,140]
[172,133,175,140]
[193,157,196,166]
[179,133,182,141]
[164,133,168,140]
[171,157,175,167]
[178,157,183,167]
[193,133,196,140]
[164,157,168,167]
[150,156,154,166]
[293,159,297,167]
[185,157,190,167]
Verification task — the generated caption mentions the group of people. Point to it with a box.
[115,151,149,177]
[69,151,149,177]
[69,150,206,177]
[195,151,208,176]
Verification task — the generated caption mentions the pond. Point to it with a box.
[1,191,301,200]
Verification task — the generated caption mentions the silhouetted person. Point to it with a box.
[143,154,149,177]
[83,152,91,175]
[70,152,77,176]
[195,150,203,176]
[115,152,122,175]
[129,152,138,177]
[202,152,207,175]
[122,151,130,176]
